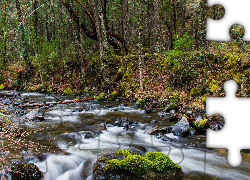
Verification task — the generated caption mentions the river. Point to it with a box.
[2,92,250,179]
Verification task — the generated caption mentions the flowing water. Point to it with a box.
[4,92,250,179]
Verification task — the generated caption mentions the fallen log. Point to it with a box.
[18,97,95,108]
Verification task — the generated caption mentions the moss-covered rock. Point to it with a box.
[11,163,43,180]
[95,92,106,101]
[109,91,118,100]
[93,149,183,180]
[136,98,146,106]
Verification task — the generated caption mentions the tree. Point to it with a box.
[16,0,32,78]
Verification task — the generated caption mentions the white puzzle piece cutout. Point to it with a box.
[207,0,250,41]
[206,79,250,167]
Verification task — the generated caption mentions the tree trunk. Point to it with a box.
[138,0,144,91]
[91,0,109,85]
[33,0,38,37]
[16,0,31,78]
[0,3,7,84]
[153,0,160,52]
[122,0,129,44]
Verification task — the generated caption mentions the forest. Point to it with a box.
[1,1,250,179]
[0,0,249,104]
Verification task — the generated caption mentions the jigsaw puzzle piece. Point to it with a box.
[207,0,250,41]
[206,79,250,167]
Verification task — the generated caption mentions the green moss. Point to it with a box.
[83,87,90,93]
[196,119,210,129]
[190,87,201,96]
[145,152,181,172]
[169,93,180,102]
[98,157,108,163]
[202,95,206,103]
[96,92,105,101]
[0,84,5,90]
[38,83,51,93]
[103,150,181,178]
[63,88,74,95]
[11,163,43,180]
[166,103,178,109]
[115,149,133,155]
[109,91,118,100]
[136,98,146,105]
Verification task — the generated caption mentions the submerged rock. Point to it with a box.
[93,149,183,180]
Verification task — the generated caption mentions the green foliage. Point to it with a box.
[196,119,210,130]
[173,33,194,51]
[136,98,146,105]
[190,87,201,96]
[96,92,105,101]
[164,50,183,67]
[0,84,5,90]
[169,93,180,102]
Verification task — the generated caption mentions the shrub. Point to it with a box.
[173,32,194,51]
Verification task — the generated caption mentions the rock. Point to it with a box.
[93,149,183,180]
[104,105,112,108]
[168,114,179,122]
[11,163,43,180]
[159,126,173,134]
[25,109,44,121]
[172,117,190,137]
[147,128,159,135]
[186,110,193,115]
[158,112,167,117]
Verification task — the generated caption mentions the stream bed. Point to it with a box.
[1,92,250,180]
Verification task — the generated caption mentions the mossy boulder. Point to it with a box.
[109,91,118,100]
[11,163,43,180]
[136,98,146,106]
[95,92,106,101]
[93,149,183,180]
[165,103,178,112]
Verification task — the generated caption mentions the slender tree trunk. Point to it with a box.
[138,0,144,91]
[91,0,109,84]
[122,0,129,44]
[0,3,7,84]
[33,0,38,37]
[153,0,160,52]
[16,0,31,78]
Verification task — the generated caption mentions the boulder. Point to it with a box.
[11,163,43,180]
[172,117,190,137]
[25,109,44,121]
[93,149,184,180]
